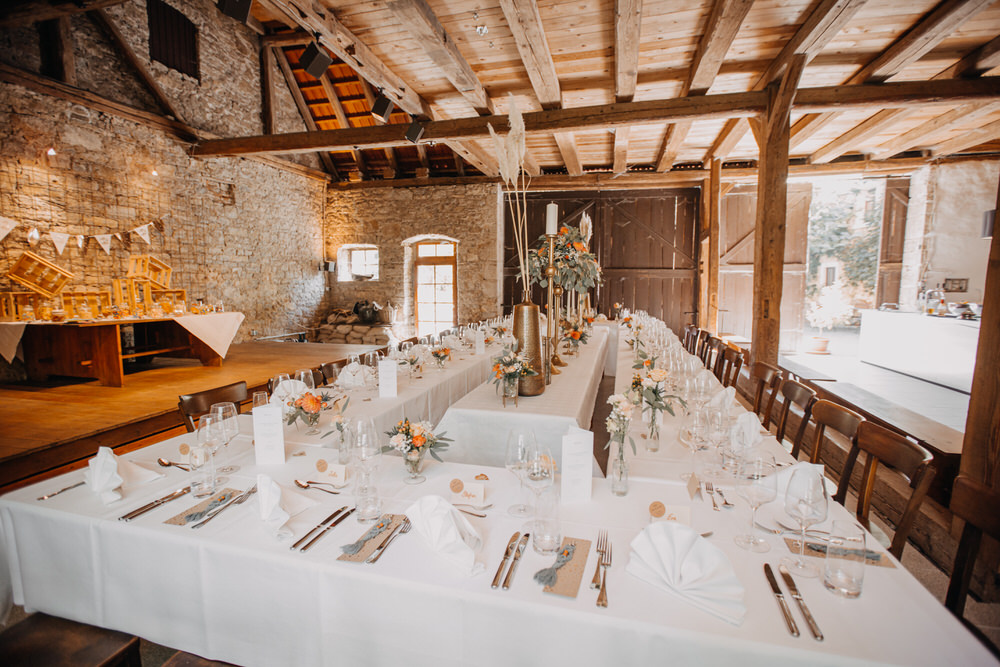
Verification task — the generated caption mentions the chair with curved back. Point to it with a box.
[177,381,248,432]
[715,345,744,389]
[773,379,817,458]
[804,399,864,464]
[320,360,346,384]
[683,324,699,353]
[695,330,711,364]
[833,421,935,559]
[703,336,725,371]
[945,475,1000,659]
[749,361,783,429]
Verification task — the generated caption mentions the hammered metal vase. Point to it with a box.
[513,302,545,396]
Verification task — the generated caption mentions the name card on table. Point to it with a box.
[252,404,285,466]
[450,478,485,505]
[475,330,486,355]
[378,359,397,398]
[561,427,593,503]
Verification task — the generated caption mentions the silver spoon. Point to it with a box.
[295,480,340,495]
[158,457,190,471]
[452,502,494,511]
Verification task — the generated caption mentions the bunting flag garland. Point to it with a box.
[95,234,112,254]
[134,223,150,244]
[0,216,16,242]
[76,235,85,249]
[50,231,70,255]
[0,218,164,253]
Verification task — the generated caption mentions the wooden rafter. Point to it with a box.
[655,0,753,172]
[872,101,1000,159]
[260,40,275,135]
[272,47,339,178]
[0,0,125,27]
[384,0,493,116]
[319,73,367,176]
[706,0,869,161]
[499,0,581,175]
[790,0,993,151]
[932,116,1000,156]
[88,8,185,123]
[612,0,642,172]
[358,78,399,173]
[192,77,1000,157]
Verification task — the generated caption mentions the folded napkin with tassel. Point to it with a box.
[406,495,484,576]
[256,474,317,540]
[85,447,163,504]
[626,522,746,625]
[337,362,375,389]
[707,386,736,413]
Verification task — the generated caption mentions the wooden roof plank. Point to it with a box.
[615,0,643,103]
[273,46,339,178]
[320,73,368,176]
[872,100,1000,158]
[931,115,1000,155]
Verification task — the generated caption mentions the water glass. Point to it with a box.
[505,429,535,517]
[532,486,562,555]
[252,391,269,409]
[294,369,316,391]
[354,469,382,524]
[824,521,866,598]
[190,418,218,498]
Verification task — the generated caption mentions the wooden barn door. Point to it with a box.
[502,189,699,331]
[875,177,910,309]
[718,182,812,352]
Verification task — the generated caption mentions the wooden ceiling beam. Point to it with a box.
[384,0,493,116]
[0,0,125,27]
[615,0,643,103]
[706,0,867,161]
[273,46,339,178]
[260,39,276,135]
[319,73,367,176]
[192,77,1000,158]
[444,140,498,177]
[932,116,1000,156]
[656,0,753,171]
[872,101,1000,159]
[553,132,583,175]
[612,126,630,174]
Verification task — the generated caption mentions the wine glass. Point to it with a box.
[271,373,291,404]
[505,429,534,517]
[525,443,555,498]
[294,369,316,391]
[348,354,362,368]
[252,391,269,409]
[209,402,241,474]
[734,456,777,552]
[781,467,829,577]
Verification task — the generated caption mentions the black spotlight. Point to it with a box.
[404,120,425,143]
[300,41,333,79]
[371,93,394,123]
[217,0,252,23]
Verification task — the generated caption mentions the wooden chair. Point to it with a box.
[945,475,1000,659]
[715,345,744,389]
[177,381,248,432]
[773,379,817,458]
[703,336,725,371]
[683,324,698,353]
[695,330,711,364]
[320,360,346,384]
[749,361,783,428]
[804,399,864,463]
[833,421,935,559]
[0,613,141,667]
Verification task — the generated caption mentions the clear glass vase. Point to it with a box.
[404,448,427,485]
[502,376,518,407]
[646,413,660,452]
[610,441,629,496]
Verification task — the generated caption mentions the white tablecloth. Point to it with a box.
[0,322,26,364]
[434,327,609,469]
[593,320,619,375]
[172,312,245,358]
[1,426,992,666]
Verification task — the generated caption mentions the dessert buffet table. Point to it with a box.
[435,327,609,468]
[1,417,992,666]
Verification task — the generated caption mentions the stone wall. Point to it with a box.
[325,184,504,336]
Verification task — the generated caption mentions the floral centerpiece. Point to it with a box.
[431,346,451,369]
[639,368,684,447]
[527,221,602,296]
[492,324,509,338]
[605,393,635,496]
[491,345,538,407]
[632,348,657,371]
[285,390,334,435]
[628,372,644,405]
[384,418,452,484]
[561,319,589,353]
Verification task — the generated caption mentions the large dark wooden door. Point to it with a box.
[876,177,910,308]
[503,189,699,332]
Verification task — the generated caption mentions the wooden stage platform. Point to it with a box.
[0,341,377,490]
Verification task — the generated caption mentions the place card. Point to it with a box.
[316,459,348,484]
[649,503,691,525]
[475,330,486,355]
[378,359,397,398]
[560,427,593,504]
[252,404,285,466]
[337,514,405,562]
[784,538,895,568]
[164,488,238,526]
[686,473,701,500]
[535,537,591,598]
[450,478,485,505]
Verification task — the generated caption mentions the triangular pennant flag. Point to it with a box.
[134,224,150,244]
[27,227,40,246]
[152,218,166,233]
[114,232,122,241]
[76,235,85,249]
[50,231,70,255]
[95,234,112,254]
[0,216,17,242]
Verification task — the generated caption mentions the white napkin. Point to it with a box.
[442,335,463,350]
[269,379,308,407]
[337,362,374,389]
[84,447,124,504]
[406,495,485,576]
[708,386,736,413]
[773,461,828,497]
[119,460,164,488]
[256,474,317,540]
[730,411,763,451]
[595,314,608,321]
[626,522,746,625]
[696,368,717,385]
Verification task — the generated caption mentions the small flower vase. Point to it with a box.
[610,440,629,496]
[332,428,351,464]
[646,412,660,451]
[304,411,321,435]
[435,357,446,371]
[502,376,519,407]
[404,448,427,485]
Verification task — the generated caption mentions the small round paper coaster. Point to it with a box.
[450,479,464,493]
[178,443,190,456]
[649,501,665,519]
[316,459,328,473]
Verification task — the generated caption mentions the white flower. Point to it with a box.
[647,368,669,383]
[411,423,425,437]
[390,434,406,449]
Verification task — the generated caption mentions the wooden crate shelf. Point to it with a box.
[0,292,41,322]
[126,255,172,289]
[62,290,112,319]
[6,251,74,299]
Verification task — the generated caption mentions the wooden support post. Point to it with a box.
[960,175,1000,485]
[706,158,721,334]
[260,40,275,135]
[750,55,805,367]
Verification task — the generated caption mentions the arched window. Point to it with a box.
[413,240,457,336]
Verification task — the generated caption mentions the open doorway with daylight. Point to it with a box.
[802,176,888,355]
[413,239,457,337]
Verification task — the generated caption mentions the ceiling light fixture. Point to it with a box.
[300,39,333,79]
[405,120,425,143]
[371,92,394,123]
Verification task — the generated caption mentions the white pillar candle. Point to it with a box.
[545,202,559,235]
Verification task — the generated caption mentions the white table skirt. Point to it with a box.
[1,428,992,666]
[593,320,619,375]
[434,327,609,469]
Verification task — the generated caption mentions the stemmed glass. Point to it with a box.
[505,430,535,517]
[364,352,381,391]
[781,467,829,577]
[271,373,291,406]
[294,369,316,391]
[196,414,224,487]
[524,443,555,499]
[734,456,777,552]
[209,402,241,474]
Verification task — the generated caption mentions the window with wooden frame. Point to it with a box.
[147,0,199,80]
[414,241,457,337]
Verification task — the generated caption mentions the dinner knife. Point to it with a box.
[501,533,530,591]
[119,486,191,522]
[291,506,347,551]
[300,507,356,552]
[491,532,521,589]
[37,480,85,501]
[779,565,824,641]
[764,564,799,637]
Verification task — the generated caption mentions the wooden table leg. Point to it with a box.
[89,324,125,387]
[190,335,222,367]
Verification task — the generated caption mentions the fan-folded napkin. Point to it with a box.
[708,386,736,413]
[626,522,746,625]
[256,474,317,539]
[406,495,484,576]
[337,362,374,389]
[269,379,308,406]
[85,447,163,504]
[730,411,763,452]
[442,335,463,351]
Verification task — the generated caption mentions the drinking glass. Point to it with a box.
[781,467,829,577]
[505,429,534,517]
[532,486,561,555]
[252,391,269,409]
[353,418,382,474]
[734,456,777,552]
[192,415,220,495]
[348,354,362,368]
[364,352,380,390]
[209,402,241,474]
[525,444,555,497]
[271,373,291,404]
[354,468,382,524]
[824,521,866,598]
[294,369,316,391]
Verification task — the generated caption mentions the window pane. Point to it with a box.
[436,265,454,284]
[417,285,435,302]
[417,265,435,282]
[417,244,436,257]
[434,283,451,299]
[436,304,454,323]
[437,243,455,256]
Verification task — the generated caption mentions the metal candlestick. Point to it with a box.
[545,234,561,378]
[552,283,567,367]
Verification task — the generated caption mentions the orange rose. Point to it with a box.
[643,359,651,367]
[559,226,569,235]
[572,242,585,252]
[413,434,426,447]
[296,393,323,413]
[571,331,581,340]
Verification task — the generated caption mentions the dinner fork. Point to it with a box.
[705,481,720,511]
[367,517,411,564]
[596,542,612,608]
[590,530,607,589]
[192,484,257,529]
